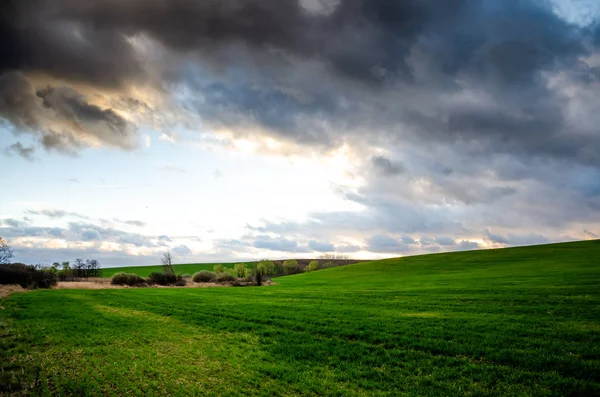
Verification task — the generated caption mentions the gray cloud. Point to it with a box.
[172,245,192,256]
[4,141,35,161]
[484,230,550,247]
[366,235,411,253]
[82,229,101,241]
[26,209,88,220]
[457,240,479,251]
[335,244,363,253]
[434,237,455,246]
[1,0,597,161]
[114,219,147,227]
[308,240,334,252]
[1,218,28,228]
[372,156,405,176]
[0,72,138,153]
[253,235,308,253]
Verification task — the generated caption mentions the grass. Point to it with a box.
[1,240,599,396]
[100,262,256,278]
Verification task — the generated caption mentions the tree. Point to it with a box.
[60,261,72,281]
[73,258,85,277]
[213,264,224,273]
[86,259,100,278]
[308,260,320,272]
[273,261,284,275]
[233,263,249,278]
[0,237,14,264]
[283,259,301,274]
[257,260,275,276]
[254,260,275,286]
[161,252,174,275]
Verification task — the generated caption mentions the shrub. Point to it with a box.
[174,275,187,286]
[147,272,177,286]
[182,273,192,279]
[283,259,302,275]
[215,272,236,283]
[307,260,320,272]
[213,264,224,273]
[0,264,57,289]
[233,263,249,278]
[321,261,337,269]
[192,270,216,283]
[257,260,275,276]
[273,261,284,275]
[111,272,145,286]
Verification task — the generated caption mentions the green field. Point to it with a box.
[99,262,256,278]
[2,240,599,396]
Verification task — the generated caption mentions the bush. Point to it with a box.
[215,272,236,283]
[182,273,192,279]
[274,261,284,275]
[174,275,187,286]
[213,264,224,273]
[111,272,145,286]
[192,270,216,283]
[0,264,57,289]
[257,260,275,276]
[233,263,249,278]
[147,272,178,286]
[283,259,302,275]
[307,260,320,272]
[321,261,337,269]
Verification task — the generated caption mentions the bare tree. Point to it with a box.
[73,258,85,278]
[0,237,14,264]
[317,253,352,266]
[86,259,100,278]
[161,251,175,274]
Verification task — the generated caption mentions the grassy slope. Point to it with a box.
[1,240,599,396]
[99,262,256,278]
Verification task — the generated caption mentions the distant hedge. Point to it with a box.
[0,264,57,289]
[111,273,146,286]
[215,272,236,283]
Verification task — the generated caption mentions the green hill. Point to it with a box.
[279,239,600,290]
[99,262,254,278]
[1,240,599,395]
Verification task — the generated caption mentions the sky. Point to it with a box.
[1,0,600,267]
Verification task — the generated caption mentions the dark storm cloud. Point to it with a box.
[0,72,138,153]
[1,0,598,164]
[0,0,141,88]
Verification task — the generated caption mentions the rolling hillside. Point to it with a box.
[1,240,599,396]
[99,262,250,278]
